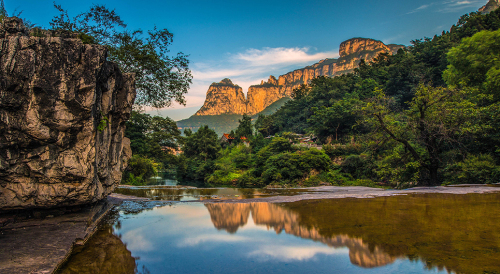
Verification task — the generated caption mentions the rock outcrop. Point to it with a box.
[0,18,135,210]
[479,0,500,13]
[194,79,246,116]
[194,38,404,116]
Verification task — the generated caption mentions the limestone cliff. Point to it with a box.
[479,0,500,13]
[247,76,282,115]
[0,18,135,210]
[195,79,247,115]
[194,38,403,116]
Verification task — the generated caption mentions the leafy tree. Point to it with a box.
[182,125,220,161]
[124,111,181,167]
[122,155,161,185]
[0,0,6,20]
[444,29,500,100]
[234,114,253,140]
[362,85,477,185]
[50,3,192,108]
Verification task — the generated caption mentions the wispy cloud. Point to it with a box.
[235,47,338,67]
[440,0,482,12]
[406,4,432,14]
[406,0,482,14]
[178,234,250,247]
[163,47,338,115]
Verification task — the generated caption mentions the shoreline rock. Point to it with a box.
[0,17,135,211]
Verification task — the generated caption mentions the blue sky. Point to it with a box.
[9,0,488,120]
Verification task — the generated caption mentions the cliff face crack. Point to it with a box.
[0,17,136,211]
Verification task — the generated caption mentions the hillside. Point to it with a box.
[177,97,291,136]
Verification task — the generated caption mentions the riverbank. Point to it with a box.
[0,199,119,274]
[110,184,500,203]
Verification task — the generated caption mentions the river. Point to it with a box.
[57,184,500,274]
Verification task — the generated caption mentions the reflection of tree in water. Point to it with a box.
[114,187,221,201]
[283,193,500,274]
[205,193,500,273]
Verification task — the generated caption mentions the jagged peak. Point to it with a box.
[211,78,240,87]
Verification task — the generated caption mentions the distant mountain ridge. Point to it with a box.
[194,38,404,117]
[178,37,404,136]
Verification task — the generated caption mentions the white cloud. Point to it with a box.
[406,1,482,14]
[122,229,154,252]
[178,234,250,247]
[234,47,338,67]
[151,47,338,119]
[248,245,348,262]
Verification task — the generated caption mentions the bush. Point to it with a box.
[261,148,331,185]
[122,155,161,185]
[443,154,500,185]
[323,143,363,158]
[340,154,376,179]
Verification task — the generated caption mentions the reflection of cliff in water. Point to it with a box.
[205,203,396,268]
[57,223,149,274]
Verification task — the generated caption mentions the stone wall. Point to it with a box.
[0,18,135,210]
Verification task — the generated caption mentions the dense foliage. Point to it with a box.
[248,9,500,187]
[50,3,192,108]
[122,111,182,185]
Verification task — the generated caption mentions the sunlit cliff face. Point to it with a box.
[194,38,403,116]
[205,202,397,268]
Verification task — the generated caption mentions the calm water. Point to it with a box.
[58,193,500,274]
[114,186,313,201]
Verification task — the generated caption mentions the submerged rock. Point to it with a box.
[0,17,135,210]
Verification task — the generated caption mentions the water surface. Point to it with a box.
[114,186,312,201]
[58,193,500,274]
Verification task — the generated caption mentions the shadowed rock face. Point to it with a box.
[0,17,135,210]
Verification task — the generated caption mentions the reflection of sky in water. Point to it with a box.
[116,203,449,274]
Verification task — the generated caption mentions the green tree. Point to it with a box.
[182,125,220,161]
[124,111,181,167]
[50,3,192,108]
[363,85,477,185]
[444,29,500,101]
[235,114,253,140]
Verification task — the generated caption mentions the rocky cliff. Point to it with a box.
[479,0,500,13]
[0,18,135,210]
[194,38,403,116]
[194,79,247,116]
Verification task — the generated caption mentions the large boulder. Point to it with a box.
[0,17,135,210]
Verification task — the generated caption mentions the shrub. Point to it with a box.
[122,155,161,185]
[443,154,500,185]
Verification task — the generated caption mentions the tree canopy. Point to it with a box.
[50,3,192,108]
